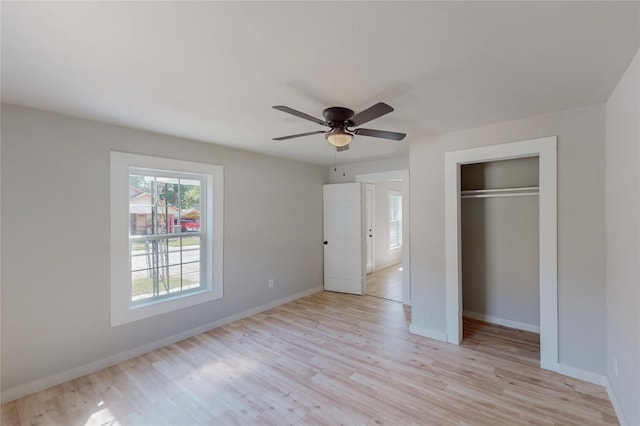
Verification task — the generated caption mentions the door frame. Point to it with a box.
[356,170,410,305]
[365,184,376,274]
[444,136,558,371]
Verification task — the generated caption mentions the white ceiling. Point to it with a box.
[1,1,638,166]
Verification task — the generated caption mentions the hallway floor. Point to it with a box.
[365,263,402,302]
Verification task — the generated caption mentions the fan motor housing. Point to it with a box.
[323,107,354,126]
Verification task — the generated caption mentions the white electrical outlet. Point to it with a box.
[268,279,274,288]
[613,357,618,376]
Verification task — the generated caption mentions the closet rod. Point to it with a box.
[461,186,539,199]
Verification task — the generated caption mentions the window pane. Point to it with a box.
[179,181,202,233]
[177,236,201,267]
[389,192,402,250]
[154,180,166,234]
[180,235,201,291]
[167,265,184,293]
[129,174,152,235]
[129,236,201,302]
[182,270,201,290]
[129,173,202,236]
[390,223,398,247]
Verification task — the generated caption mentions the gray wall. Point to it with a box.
[0,104,328,394]
[329,157,409,184]
[605,49,639,426]
[460,157,539,190]
[461,159,539,326]
[410,103,607,374]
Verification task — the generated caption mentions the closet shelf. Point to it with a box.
[461,186,539,199]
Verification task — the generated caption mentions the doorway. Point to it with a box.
[444,136,558,371]
[356,170,410,305]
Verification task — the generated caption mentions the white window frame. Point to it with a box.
[388,190,402,251]
[110,152,223,327]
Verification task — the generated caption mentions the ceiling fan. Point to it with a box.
[272,102,406,151]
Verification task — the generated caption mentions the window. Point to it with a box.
[129,171,203,302]
[388,190,402,250]
[111,152,223,326]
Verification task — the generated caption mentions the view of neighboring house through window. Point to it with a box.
[388,190,402,250]
[129,171,203,303]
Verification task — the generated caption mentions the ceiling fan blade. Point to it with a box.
[273,106,326,126]
[273,130,326,141]
[354,128,406,141]
[350,102,394,126]
[336,144,349,152]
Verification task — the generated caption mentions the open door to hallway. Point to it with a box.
[323,182,365,295]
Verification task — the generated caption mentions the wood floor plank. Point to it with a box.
[1,291,618,425]
[366,263,403,301]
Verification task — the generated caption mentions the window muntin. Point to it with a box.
[389,191,402,250]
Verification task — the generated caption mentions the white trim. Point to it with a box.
[557,364,606,386]
[605,378,630,426]
[356,170,411,304]
[555,364,629,423]
[374,260,403,272]
[110,152,224,326]
[365,184,376,274]
[445,136,559,371]
[556,362,632,425]
[463,310,540,333]
[409,324,448,342]
[1,285,324,404]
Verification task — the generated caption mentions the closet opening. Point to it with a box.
[444,136,558,371]
[460,157,541,360]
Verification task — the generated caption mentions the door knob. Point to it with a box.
[324,241,328,245]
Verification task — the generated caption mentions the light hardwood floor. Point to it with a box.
[365,263,403,302]
[1,291,617,425]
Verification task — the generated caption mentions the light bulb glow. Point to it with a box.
[325,128,353,147]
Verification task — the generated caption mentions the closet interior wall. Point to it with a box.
[461,157,540,332]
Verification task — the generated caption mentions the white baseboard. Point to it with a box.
[463,310,540,333]
[1,286,323,404]
[555,367,628,425]
[374,261,402,272]
[409,324,447,342]
[603,378,629,426]
[557,364,606,386]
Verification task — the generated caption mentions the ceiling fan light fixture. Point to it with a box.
[325,127,353,147]
[273,102,405,146]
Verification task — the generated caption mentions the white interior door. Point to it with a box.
[323,183,365,295]
[365,184,375,274]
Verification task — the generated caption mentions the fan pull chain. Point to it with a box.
[333,152,345,177]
